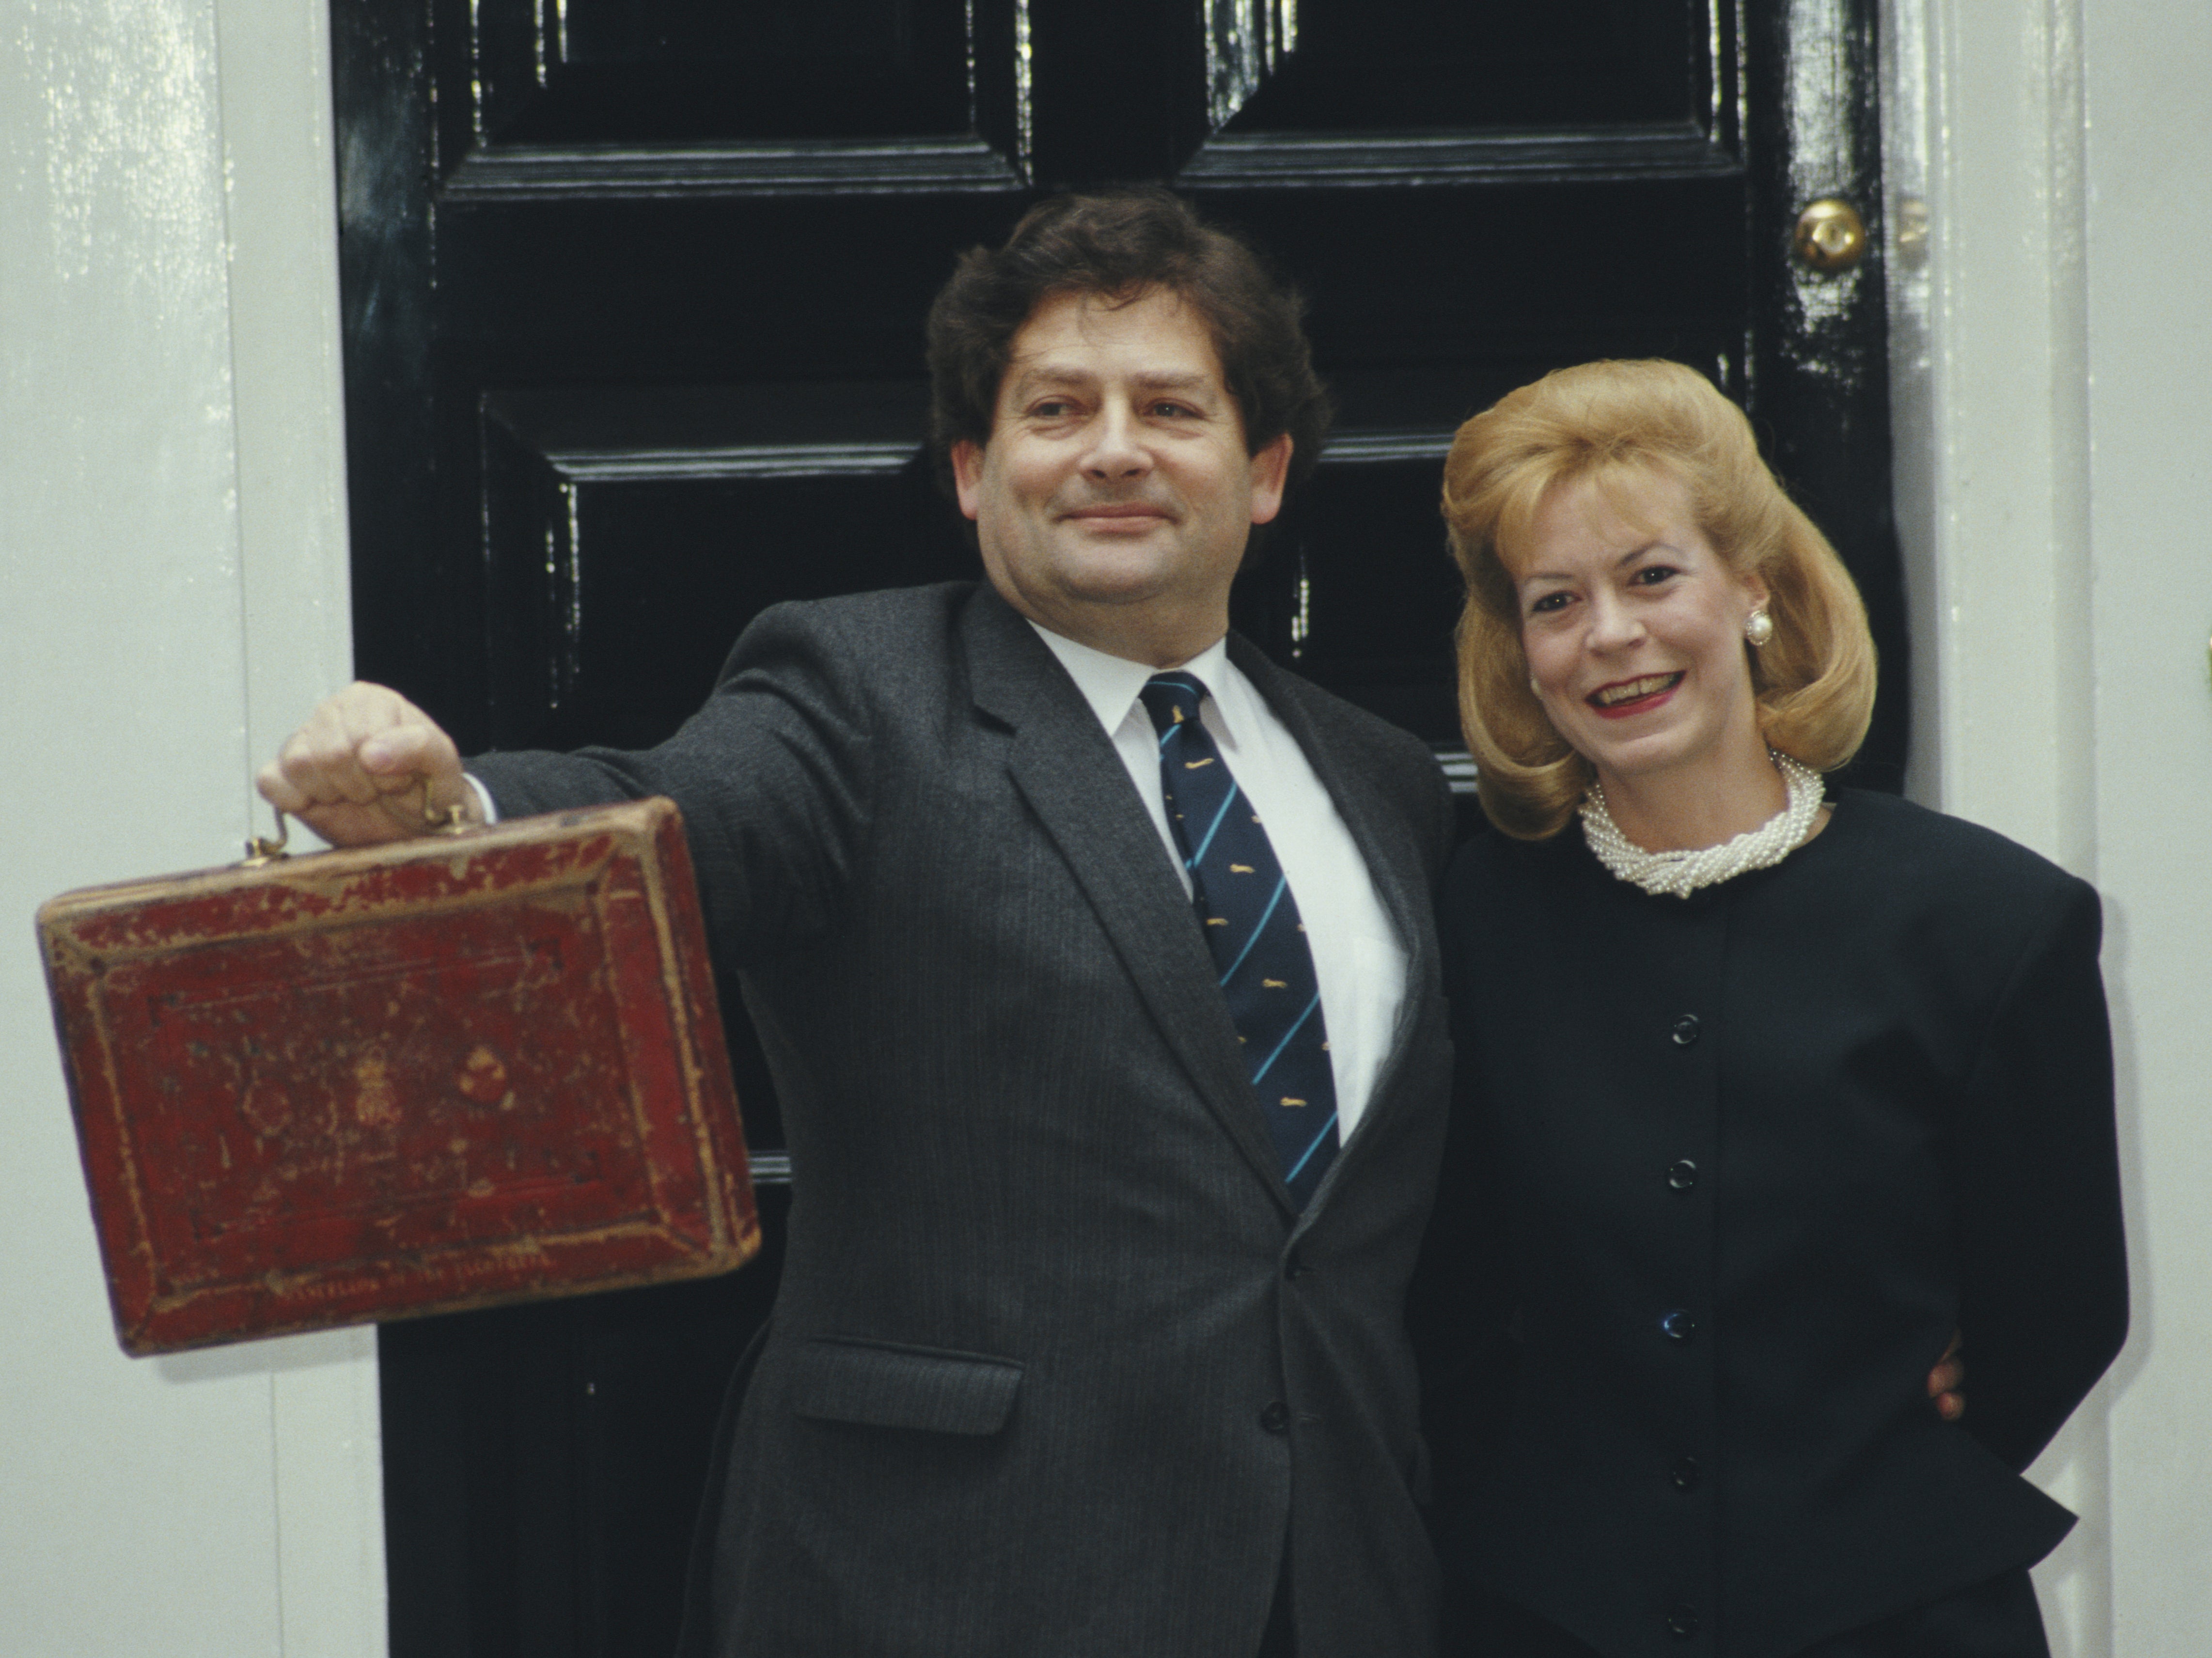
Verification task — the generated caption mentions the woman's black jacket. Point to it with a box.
[1413,788,2128,1658]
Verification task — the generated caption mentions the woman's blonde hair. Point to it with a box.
[1440,359,1876,840]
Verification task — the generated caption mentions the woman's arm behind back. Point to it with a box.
[1950,873,2129,1471]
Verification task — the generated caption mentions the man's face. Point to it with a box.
[952,286,1292,667]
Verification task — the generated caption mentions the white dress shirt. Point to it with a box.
[1030,624,1410,1140]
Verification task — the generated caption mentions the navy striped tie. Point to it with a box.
[1140,673,1339,1207]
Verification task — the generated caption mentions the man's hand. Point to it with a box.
[257,682,481,847]
[1928,1330,1965,1422]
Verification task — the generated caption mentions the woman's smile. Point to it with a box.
[1587,671,1684,714]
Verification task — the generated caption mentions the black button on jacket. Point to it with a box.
[1415,789,2128,1658]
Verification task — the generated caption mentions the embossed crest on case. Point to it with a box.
[37,798,756,1355]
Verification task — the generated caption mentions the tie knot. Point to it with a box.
[1139,673,1209,737]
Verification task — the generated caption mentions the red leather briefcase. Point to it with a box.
[37,797,757,1355]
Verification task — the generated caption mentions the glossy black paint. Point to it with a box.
[334,1,1904,1652]
[382,1187,788,1658]
[1746,0,1909,790]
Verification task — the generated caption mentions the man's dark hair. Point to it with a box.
[925,188,1332,496]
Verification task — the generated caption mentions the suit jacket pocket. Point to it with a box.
[790,1337,1023,1436]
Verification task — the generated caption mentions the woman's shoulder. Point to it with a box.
[1444,815,1583,901]
[1822,787,2094,906]
[1803,791,2103,984]
[1441,788,2101,950]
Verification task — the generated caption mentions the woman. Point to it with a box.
[1416,360,2127,1658]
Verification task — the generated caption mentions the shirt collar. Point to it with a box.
[1027,621,1237,744]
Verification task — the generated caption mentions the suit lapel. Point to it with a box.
[1226,635,1437,1183]
[959,592,1295,1211]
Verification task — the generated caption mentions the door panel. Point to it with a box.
[334,1,1904,1651]
[479,382,966,753]
[441,0,1023,170]
[1207,0,1703,133]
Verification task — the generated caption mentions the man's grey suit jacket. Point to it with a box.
[471,580,1458,1658]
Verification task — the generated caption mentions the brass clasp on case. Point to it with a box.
[241,810,291,867]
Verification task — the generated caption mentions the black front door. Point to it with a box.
[332,2,1901,1651]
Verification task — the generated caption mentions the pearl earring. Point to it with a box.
[1745,609,1774,647]
[1529,677,1542,695]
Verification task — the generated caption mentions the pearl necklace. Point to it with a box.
[1579,751,1826,899]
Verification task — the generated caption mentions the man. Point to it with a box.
[265,189,1457,1657]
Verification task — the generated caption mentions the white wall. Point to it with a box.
[0,0,381,1651]
[2079,6,2212,1652]
[1889,1,2212,1653]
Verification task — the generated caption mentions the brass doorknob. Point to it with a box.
[1793,199,1867,272]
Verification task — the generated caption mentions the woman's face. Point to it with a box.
[1510,469,1771,803]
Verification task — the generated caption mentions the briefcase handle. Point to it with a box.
[241,794,472,867]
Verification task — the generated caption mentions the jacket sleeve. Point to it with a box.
[1950,874,2129,1470]
[469,599,875,970]
[1406,845,1517,1526]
